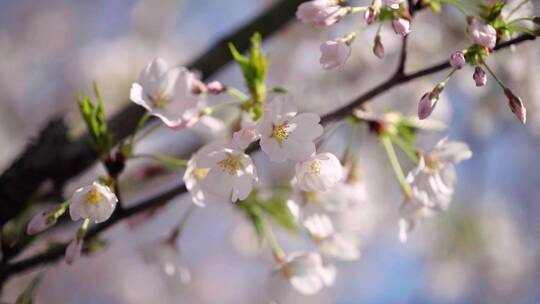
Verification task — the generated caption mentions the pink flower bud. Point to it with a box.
[467,17,497,49]
[65,239,82,265]
[392,18,411,36]
[418,92,438,119]
[373,35,385,59]
[206,81,225,94]
[449,51,466,69]
[320,39,351,69]
[504,88,527,124]
[363,8,376,24]
[26,211,56,235]
[473,66,487,87]
[191,79,207,95]
[296,0,348,27]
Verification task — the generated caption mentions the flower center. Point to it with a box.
[271,124,290,142]
[310,160,321,174]
[85,188,103,205]
[151,95,169,108]
[218,155,241,176]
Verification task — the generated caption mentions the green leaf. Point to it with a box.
[228,32,270,120]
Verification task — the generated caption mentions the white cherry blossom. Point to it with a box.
[258,97,323,162]
[303,214,360,261]
[139,240,191,284]
[295,153,343,192]
[130,58,204,128]
[190,144,258,202]
[276,251,336,295]
[468,17,497,49]
[69,182,118,223]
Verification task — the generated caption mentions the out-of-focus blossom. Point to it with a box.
[130,58,204,128]
[206,81,225,94]
[303,214,360,261]
[473,66,487,87]
[233,118,260,150]
[184,158,209,206]
[400,138,472,241]
[191,144,258,202]
[449,51,466,69]
[69,182,118,223]
[64,238,82,265]
[258,97,323,162]
[392,18,411,36]
[26,210,56,235]
[319,39,351,70]
[468,17,497,49]
[139,240,191,284]
[295,153,343,192]
[384,0,404,9]
[504,88,527,124]
[418,92,438,120]
[296,0,349,27]
[275,251,336,295]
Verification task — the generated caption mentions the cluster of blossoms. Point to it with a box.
[297,0,412,69]
[418,15,534,124]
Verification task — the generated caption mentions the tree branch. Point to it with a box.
[0,0,306,229]
[1,34,535,283]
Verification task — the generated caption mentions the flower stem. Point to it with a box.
[381,135,411,197]
[226,87,250,103]
[389,134,419,164]
[507,0,531,19]
[132,153,188,168]
[133,122,162,144]
[168,204,196,244]
[348,6,368,15]
[483,62,506,90]
[129,112,151,146]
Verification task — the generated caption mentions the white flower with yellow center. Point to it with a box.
[69,182,118,223]
[303,214,360,261]
[258,97,323,162]
[130,58,204,128]
[295,153,343,192]
[191,144,258,203]
[276,251,336,295]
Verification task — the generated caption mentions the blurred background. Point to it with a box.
[1,0,540,303]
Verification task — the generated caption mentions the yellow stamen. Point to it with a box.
[152,95,169,108]
[218,155,241,176]
[193,168,209,181]
[271,124,290,142]
[85,188,102,204]
[310,160,321,174]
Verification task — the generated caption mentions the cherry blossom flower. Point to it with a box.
[473,66,487,87]
[296,0,349,27]
[392,18,411,36]
[319,39,351,69]
[303,214,360,261]
[258,98,323,162]
[130,58,204,128]
[468,17,497,49]
[69,182,118,223]
[275,251,336,295]
[191,144,258,202]
[139,240,191,284]
[64,238,82,265]
[295,153,343,192]
[418,92,438,120]
[400,138,472,241]
[384,0,404,9]
[449,51,466,69]
[26,210,56,235]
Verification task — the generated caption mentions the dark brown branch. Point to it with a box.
[1,34,535,282]
[0,0,306,229]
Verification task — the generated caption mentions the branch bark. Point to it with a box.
[1,34,535,284]
[0,0,306,228]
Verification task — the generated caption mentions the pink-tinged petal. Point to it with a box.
[260,138,287,162]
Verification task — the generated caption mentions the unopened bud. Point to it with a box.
[207,81,225,94]
[473,66,487,87]
[392,18,411,36]
[26,211,56,235]
[373,35,385,59]
[191,80,207,95]
[364,8,377,24]
[449,51,466,69]
[65,238,83,265]
[504,88,527,124]
[418,92,438,120]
